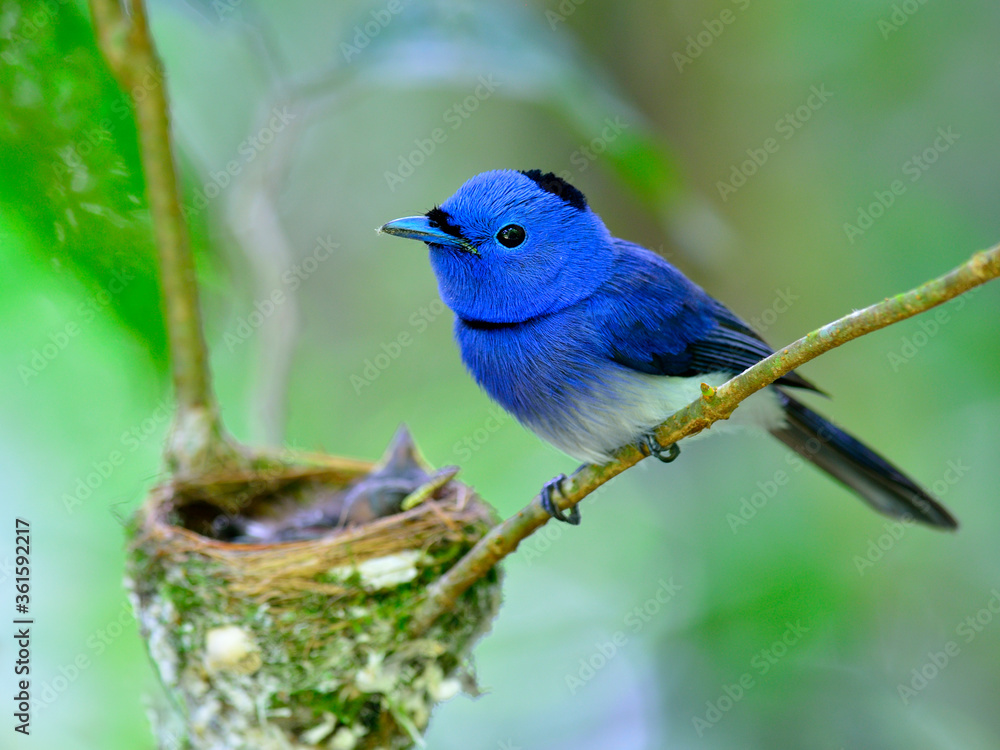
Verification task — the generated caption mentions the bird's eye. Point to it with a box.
[495,224,526,248]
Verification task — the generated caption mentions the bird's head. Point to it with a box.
[379,169,615,323]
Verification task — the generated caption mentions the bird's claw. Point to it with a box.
[643,434,680,463]
[540,474,581,525]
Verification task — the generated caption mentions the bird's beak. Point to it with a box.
[377,216,479,255]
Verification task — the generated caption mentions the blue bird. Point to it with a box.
[379,169,957,529]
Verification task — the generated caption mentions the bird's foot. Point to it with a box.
[540,474,581,525]
[642,434,680,463]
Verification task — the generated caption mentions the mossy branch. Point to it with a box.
[89,0,242,476]
[409,242,1000,635]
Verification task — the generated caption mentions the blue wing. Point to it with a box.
[591,240,820,392]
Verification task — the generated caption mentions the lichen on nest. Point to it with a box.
[126,432,502,750]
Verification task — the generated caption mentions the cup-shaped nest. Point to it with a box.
[126,430,501,750]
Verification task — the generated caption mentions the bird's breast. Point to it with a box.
[452,312,662,462]
[453,312,785,464]
[454,313,601,424]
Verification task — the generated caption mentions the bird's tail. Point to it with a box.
[769,394,958,529]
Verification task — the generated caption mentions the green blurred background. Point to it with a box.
[2,0,999,747]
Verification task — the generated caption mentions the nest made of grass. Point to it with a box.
[131,459,496,602]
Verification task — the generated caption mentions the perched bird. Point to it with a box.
[378,169,957,529]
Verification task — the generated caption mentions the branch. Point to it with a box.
[409,242,1000,635]
[89,0,241,475]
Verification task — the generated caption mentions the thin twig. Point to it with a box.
[408,242,1000,635]
[89,0,241,475]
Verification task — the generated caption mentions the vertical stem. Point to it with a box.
[89,0,241,474]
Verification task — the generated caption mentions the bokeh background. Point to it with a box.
[3,0,1000,748]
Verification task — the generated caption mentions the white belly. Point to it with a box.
[529,370,787,464]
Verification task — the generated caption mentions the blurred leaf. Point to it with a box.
[0,0,165,360]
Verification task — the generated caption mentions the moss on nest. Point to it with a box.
[127,457,502,750]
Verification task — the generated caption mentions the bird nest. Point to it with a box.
[126,431,502,750]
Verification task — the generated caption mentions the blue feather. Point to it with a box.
[379,169,957,529]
